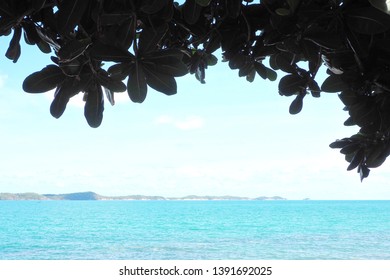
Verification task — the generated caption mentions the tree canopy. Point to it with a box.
[1,0,390,180]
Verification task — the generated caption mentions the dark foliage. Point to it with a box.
[2,0,390,179]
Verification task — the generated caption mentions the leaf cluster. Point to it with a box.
[2,0,390,179]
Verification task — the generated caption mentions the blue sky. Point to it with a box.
[1,41,390,200]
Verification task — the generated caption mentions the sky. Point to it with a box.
[1,41,390,200]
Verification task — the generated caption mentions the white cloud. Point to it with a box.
[155,115,204,130]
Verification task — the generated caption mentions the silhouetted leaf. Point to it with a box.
[96,71,126,93]
[346,6,390,35]
[6,26,22,63]
[156,60,189,77]
[338,90,359,106]
[278,38,301,55]
[139,25,169,54]
[359,123,378,135]
[189,52,201,74]
[269,54,279,70]
[115,18,135,50]
[195,0,211,7]
[347,149,364,171]
[369,0,390,14]
[90,42,134,62]
[57,0,90,35]
[275,52,296,73]
[140,0,169,14]
[35,27,60,50]
[359,165,370,181]
[227,0,241,18]
[59,59,84,77]
[276,8,290,16]
[229,54,246,69]
[51,56,59,64]
[108,63,132,80]
[144,65,177,95]
[84,82,104,128]
[287,0,301,13]
[36,40,51,53]
[340,143,360,155]
[22,22,40,45]
[23,32,35,46]
[239,63,253,77]
[146,49,183,61]
[321,75,349,93]
[344,117,356,126]
[50,86,69,119]
[246,69,256,82]
[344,26,369,59]
[329,139,352,149]
[0,1,14,17]
[308,80,320,97]
[206,54,218,66]
[354,106,377,128]
[58,38,91,61]
[50,79,80,119]
[366,144,387,168]
[157,0,175,21]
[33,0,46,11]
[345,153,354,163]
[289,94,304,114]
[205,31,221,54]
[183,0,202,24]
[144,50,188,77]
[23,65,64,93]
[304,31,342,49]
[254,62,267,79]
[127,62,147,103]
[0,17,13,36]
[279,74,306,96]
[98,13,125,26]
[266,68,277,81]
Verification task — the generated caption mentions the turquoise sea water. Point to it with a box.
[0,200,389,260]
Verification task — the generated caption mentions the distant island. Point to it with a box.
[0,192,287,201]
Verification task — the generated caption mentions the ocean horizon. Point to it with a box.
[1,200,389,260]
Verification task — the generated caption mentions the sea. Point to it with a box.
[0,200,389,260]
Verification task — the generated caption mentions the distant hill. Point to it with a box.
[43,192,101,200]
[0,192,287,201]
[254,196,286,201]
[0,192,47,200]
